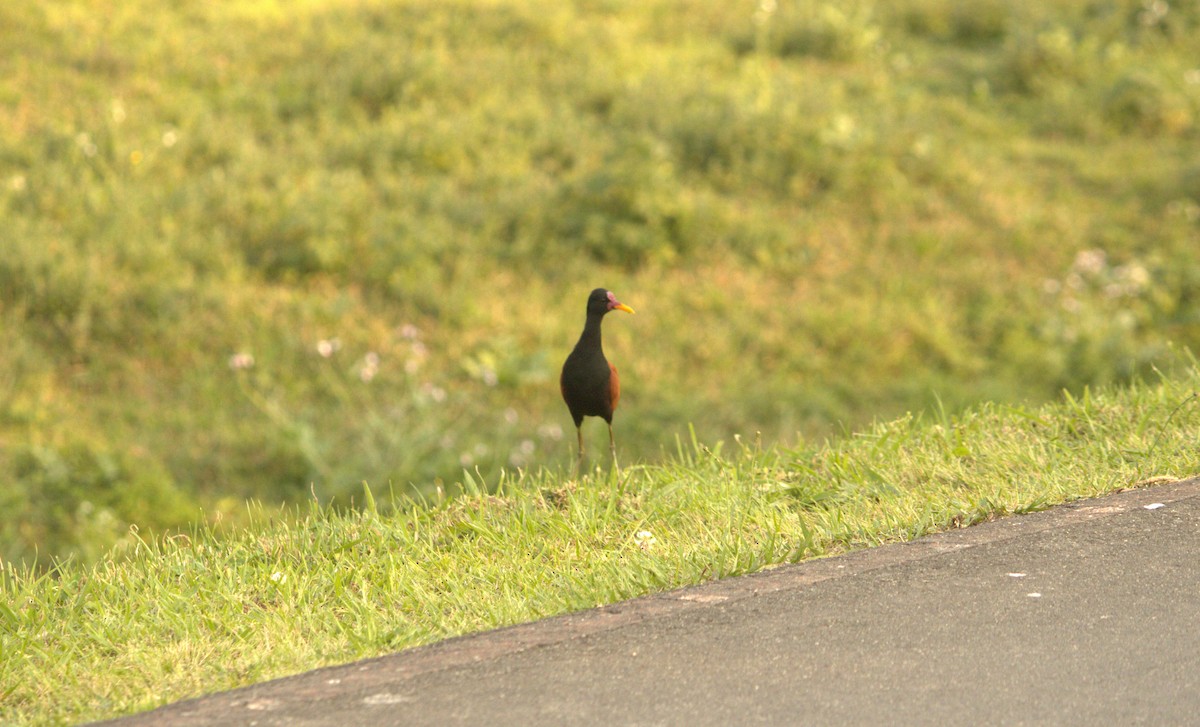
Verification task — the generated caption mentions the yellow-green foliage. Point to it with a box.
[1,0,1199,564]
[3,366,1199,726]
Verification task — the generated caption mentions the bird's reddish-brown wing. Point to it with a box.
[608,362,620,412]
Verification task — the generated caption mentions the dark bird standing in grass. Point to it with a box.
[561,288,635,469]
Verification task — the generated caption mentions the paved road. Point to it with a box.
[102,477,1200,726]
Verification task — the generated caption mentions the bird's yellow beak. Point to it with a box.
[613,303,635,314]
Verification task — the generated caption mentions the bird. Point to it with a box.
[560,288,635,470]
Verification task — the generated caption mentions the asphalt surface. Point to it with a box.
[100,477,1200,726]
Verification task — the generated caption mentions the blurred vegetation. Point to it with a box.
[1,0,1198,566]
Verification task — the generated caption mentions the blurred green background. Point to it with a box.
[1,0,1198,565]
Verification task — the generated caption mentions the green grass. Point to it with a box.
[4,366,1200,725]
[1,0,1199,715]
[2,0,1200,565]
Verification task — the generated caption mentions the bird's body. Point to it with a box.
[561,325,620,424]
[560,288,634,468]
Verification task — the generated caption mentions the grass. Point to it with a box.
[2,0,1200,565]
[4,365,1200,725]
[1,2,1199,720]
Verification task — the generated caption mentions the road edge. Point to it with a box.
[97,476,1200,726]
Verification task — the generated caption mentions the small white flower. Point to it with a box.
[75,132,97,157]
[753,0,777,24]
[1139,0,1168,25]
[634,530,656,552]
[228,352,255,370]
[1122,263,1150,288]
[509,441,535,468]
[1072,249,1107,276]
[270,571,286,583]
[359,352,380,382]
[162,129,178,148]
[316,338,341,358]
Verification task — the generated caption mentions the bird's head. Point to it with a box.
[588,288,635,317]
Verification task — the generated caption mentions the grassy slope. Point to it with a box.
[2,0,1199,565]
[3,365,1199,725]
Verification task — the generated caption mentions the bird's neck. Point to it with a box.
[577,313,605,349]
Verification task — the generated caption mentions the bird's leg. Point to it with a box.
[575,426,585,474]
[608,422,619,473]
